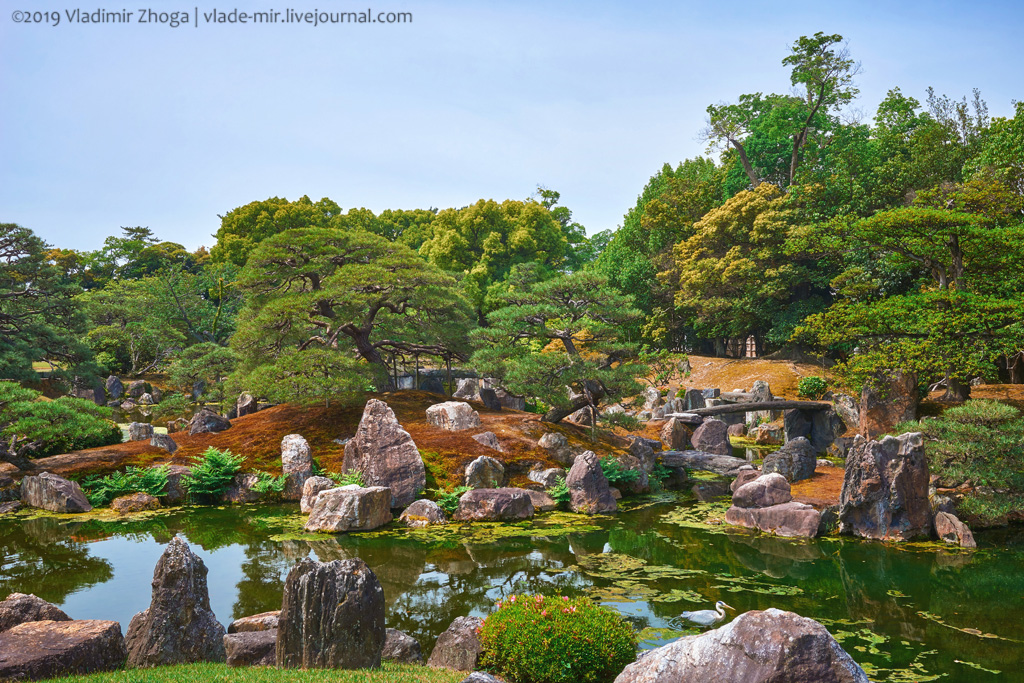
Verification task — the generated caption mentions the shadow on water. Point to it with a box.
[1,499,1023,681]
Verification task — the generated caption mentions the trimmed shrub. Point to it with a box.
[183,447,244,502]
[601,411,642,432]
[797,376,828,400]
[82,465,169,506]
[480,594,637,683]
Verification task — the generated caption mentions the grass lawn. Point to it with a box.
[39,662,467,683]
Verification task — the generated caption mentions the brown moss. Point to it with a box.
[790,468,845,508]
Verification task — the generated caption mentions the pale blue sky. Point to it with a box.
[2,0,1022,251]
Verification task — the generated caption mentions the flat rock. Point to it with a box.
[0,620,127,681]
[300,476,336,514]
[527,467,565,488]
[21,472,92,513]
[566,451,616,514]
[382,628,423,664]
[726,501,821,538]
[426,401,481,431]
[0,594,70,634]
[399,499,447,527]
[343,399,425,508]
[111,492,161,514]
[691,419,732,456]
[732,473,792,509]
[304,485,393,533]
[660,451,753,477]
[454,488,534,522]
[464,456,505,489]
[427,616,484,671]
[229,611,279,634]
[225,630,276,667]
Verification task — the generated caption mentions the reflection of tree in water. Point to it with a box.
[0,517,113,604]
[231,540,291,621]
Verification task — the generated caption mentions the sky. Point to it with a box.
[2,0,1023,252]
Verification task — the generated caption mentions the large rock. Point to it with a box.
[859,371,917,438]
[660,451,753,477]
[726,502,820,538]
[343,399,426,508]
[566,451,616,514]
[762,437,817,483]
[730,469,760,492]
[127,380,149,398]
[162,465,191,505]
[427,616,484,671]
[831,393,859,433]
[301,476,336,514]
[642,387,664,411]
[128,422,154,441]
[150,433,178,454]
[612,608,868,683]
[426,401,482,431]
[125,537,225,666]
[105,375,124,400]
[229,611,280,633]
[934,511,977,548]
[225,630,276,667]
[478,388,502,411]
[281,434,312,501]
[538,432,575,466]
[453,378,480,400]
[464,456,505,489]
[527,467,565,488]
[188,408,231,435]
[304,485,393,533]
[0,594,70,634]
[682,388,706,411]
[382,628,423,664]
[471,431,504,452]
[111,492,161,514]
[839,433,932,541]
[454,488,534,522]
[21,472,92,513]
[398,499,447,527]
[236,392,258,418]
[691,419,732,456]
[276,557,386,669]
[0,620,127,680]
[660,417,691,450]
[732,473,792,509]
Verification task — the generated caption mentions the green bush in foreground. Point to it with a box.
[183,447,244,502]
[36,661,464,683]
[81,465,169,506]
[480,593,637,683]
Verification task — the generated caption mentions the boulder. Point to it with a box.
[151,387,162,404]
[420,376,447,395]
[453,378,480,401]
[281,434,312,501]
[188,408,231,436]
[225,630,276,667]
[478,388,502,411]
[831,393,859,432]
[727,423,746,437]
[128,422,154,442]
[934,511,977,548]
[762,437,817,483]
[382,628,423,664]
[228,611,280,633]
[859,371,917,438]
[120,399,137,411]
[222,473,263,504]
[682,388,705,411]
[566,406,597,426]
[566,451,616,514]
[301,476,336,514]
[150,433,178,454]
[0,500,21,515]
[660,451,753,477]
[489,384,525,411]
[0,620,127,680]
[139,393,155,405]
[454,488,534,522]
[427,616,484,671]
[125,537,226,666]
[127,380,149,398]
[165,418,187,434]
[754,424,784,445]
[236,392,258,418]
[525,489,558,512]
[111,492,161,514]
[471,431,504,452]
[426,401,481,432]
[538,432,575,466]
[732,473,792,509]
[398,499,447,527]
[730,469,760,492]
[343,399,425,508]
[839,433,932,541]
[612,608,868,683]
[277,557,386,669]
[162,465,191,505]
[701,388,721,399]
[725,501,821,538]
[464,456,505,489]
[21,472,92,513]
[105,375,124,400]
[304,485,393,533]
[660,417,691,451]
[527,467,565,488]
[642,387,663,411]
[0,594,70,634]
[690,419,732,456]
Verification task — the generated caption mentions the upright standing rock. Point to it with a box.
[343,399,426,508]
[762,437,817,483]
[276,557,386,669]
[682,388,705,411]
[20,473,92,513]
[125,537,225,666]
[105,375,124,400]
[478,388,502,411]
[566,451,616,514]
[464,456,505,489]
[236,392,258,417]
[839,432,931,541]
[691,419,732,456]
[281,434,312,501]
[128,422,154,442]
[859,371,917,438]
[660,417,691,450]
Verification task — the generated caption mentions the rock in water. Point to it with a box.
[304,485,393,533]
[276,557,386,669]
[525,490,558,512]
[839,433,932,541]
[111,492,161,514]
[613,608,868,683]
[0,594,70,633]
[426,401,482,431]
[382,628,423,664]
[934,511,977,548]
[427,616,484,671]
[281,434,312,501]
[301,476,336,514]
[731,473,792,509]
[464,456,505,489]
[859,371,917,438]
[0,620,127,680]
[125,536,226,666]
[566,451,616,514]
[762,437,817,483]
[398,499,447,527]
[691,419,732,456]
[725,501,821,538]
[162,465,192,505]
[343,399,426,508]
[20,472,92,513]
[188,408,231,435]
[454,488,534,522]
[225,630,276,667]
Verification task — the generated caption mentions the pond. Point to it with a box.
[1,495,1022,682]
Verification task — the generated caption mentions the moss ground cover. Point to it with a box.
[36,662,464,683]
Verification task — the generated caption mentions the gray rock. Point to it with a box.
[566,451,616,514]
[162,465,191,505]
[188,408,231,436]
[281,434,312,501]
[343,399,425,508]
[464,456,505,489]
[150,433,178,454]
[125,537,225,666]
[538,432,575,466]
[453,378,480,401]
[691,419,732,456]
[762,437,817,483]
[139,393,155,406]
[478,388,502,411]
[225,630,276,667]
[127,380,149,398]
[382,628,423,664]
[527,467,566,488]
[525,489,558,512]
[642,387,664,411]
[454,488,534,522]
[660,417,691,451]
[692,480,732,501]
[128,422,154,442]
[228,611,280,634]
[236,392,258,418]
[304,485,393,533]
[399,499,447,527]
[277,557,386,669]
[934,511,976,548]
[661,451,752,477]
[0,593,70,634]
[459,674,505,683]
[426,401,481,431]
[427,616,484,671]
[701,388,721,399]
[420,376,447,395]
[731,473,792,509]
[753,424,784,445]
[0,619,127,680]
[150,387,162,404]
[105,375,124,400]
[21,472,92,513]
[471,431,504,452]
[300,476,336,514]
[222,473,263,504]
[682,388,706,411]
[831,393,859,432]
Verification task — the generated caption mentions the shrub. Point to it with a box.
[0,382,122,458]
[250,471,287,494]
[600,411,642,432]
[429,485,470,516]
[599,456,639,488]
[184,447,244,502]
[480,594,637,683]
[797,376,828,400]
[152,392,190,420]
[81,465,169,506]
[547,477,570,508]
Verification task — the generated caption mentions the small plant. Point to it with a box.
[429,485,470,516]
[599,456,639,488]
[649,463,672,491]
[250,471,287,494]
[600,411,642,432]
[183,447,244,502]
[480,593,637,683]
[547,476,570,508]
[797,376,828,400]
[82,465,169,506]
[330,469,366,487]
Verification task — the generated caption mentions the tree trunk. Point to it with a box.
[542,380,607,424]
[939,372,970,403]
[351,332,396,392]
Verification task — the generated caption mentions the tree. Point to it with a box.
[533,186,594,271]
[471,272,645,424]
[211,196,344,266]
[969,100,1024,195]
[166,342,238,404]
[231,227,473,399]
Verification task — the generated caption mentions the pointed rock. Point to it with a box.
[343,399,425,508]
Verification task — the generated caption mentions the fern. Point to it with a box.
[430,485,470,516]
[599,456,640,486]
[329,469,365,487]
[250,471,287,494]
[546,477,570,509]
[82,465,169,507]
[183,447,244,502]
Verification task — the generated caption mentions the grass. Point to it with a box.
[38,662,464,683]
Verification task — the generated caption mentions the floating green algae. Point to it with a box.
[659,500,732,533]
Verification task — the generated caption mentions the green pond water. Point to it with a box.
[1,495,1022,682]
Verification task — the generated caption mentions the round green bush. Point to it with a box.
[480,594,637,683]
[797,375,828,400]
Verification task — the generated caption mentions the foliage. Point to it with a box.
[250,471,288,495]
[649,463,672,491]
[599,457,640,487]
[480,593,638,683]
[429,485,470,516]
[546,477,570,508]
[183,447,245,502]
[81,465,169,506]
[166,342,238,404]
[151,392,191,420]
[797,376,828,400]
[30,661,465,683]
[330,469,366,487]
[600,411,642,432]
